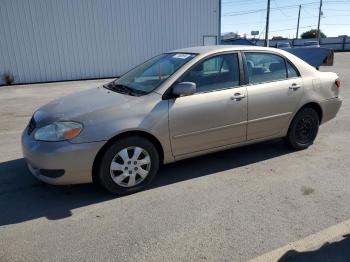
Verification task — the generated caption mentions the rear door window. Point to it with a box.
[286,61,299,78]
[245,52,287,84]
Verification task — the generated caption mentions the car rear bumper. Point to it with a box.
[22,128,105,185]
[319,97,342,124]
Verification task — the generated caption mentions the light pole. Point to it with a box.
[317,0,323,41]
[264,0,271,47]
[296,5,301,39]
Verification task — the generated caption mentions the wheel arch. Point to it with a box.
[297,102,323,123]
[92,130,164,183]
[286,102,323,136]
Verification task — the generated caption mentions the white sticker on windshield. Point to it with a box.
[173,54,191,59]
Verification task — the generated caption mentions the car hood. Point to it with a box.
[34,87,156,126]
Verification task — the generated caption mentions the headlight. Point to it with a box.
[34,121,83,141]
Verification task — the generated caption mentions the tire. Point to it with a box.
[285,107,320,150]
[97,136,160,195]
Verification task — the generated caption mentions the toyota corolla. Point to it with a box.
[22,46,342,194]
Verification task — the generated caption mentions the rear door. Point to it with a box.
[244,52,303,140]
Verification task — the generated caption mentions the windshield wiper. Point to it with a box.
[103,83,136,96]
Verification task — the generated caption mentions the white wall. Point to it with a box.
[0,0,220,85]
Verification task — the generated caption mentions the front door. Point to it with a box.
[168,53,248,156]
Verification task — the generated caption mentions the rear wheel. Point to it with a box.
[97,136,160,195]
[285,108,319,150]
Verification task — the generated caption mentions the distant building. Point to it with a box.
[222,32,241,40]
[221,38,255,46]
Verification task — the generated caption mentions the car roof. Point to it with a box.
[171,45,278,55]
[156,45,319,94]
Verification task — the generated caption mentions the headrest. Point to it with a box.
[269,62,284,72]
[246,60,254,69]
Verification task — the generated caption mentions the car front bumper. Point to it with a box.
[22,127,106,185]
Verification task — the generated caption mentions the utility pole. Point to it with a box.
[296,5,301,39]
[264,0,271,47]
[317,0,323,41]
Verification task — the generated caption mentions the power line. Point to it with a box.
[305,6,350,10]
[222,0,349,37]
[222,0,264,3]
[322,23,350,25]
[272,0,291,17]
[222,2,319,16]
[222,1,350,16]
[270,25,315,32]
[302,7,319,17]
[322,8,350,11]
[324,0,350,3]
[223,1,266,6]
[222,8,267,16]
[269,23,350,33]
[223,16,315,26]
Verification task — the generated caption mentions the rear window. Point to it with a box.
[245,52,300,84]
[245,52,287,84]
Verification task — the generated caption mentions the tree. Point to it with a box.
[301,29,327,39]
[272,36,287,40]
[222,32,240,40]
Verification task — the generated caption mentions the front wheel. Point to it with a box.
[97,136,160,195]
[285,108,320,150]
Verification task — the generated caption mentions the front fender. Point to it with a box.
[69,100,174,163]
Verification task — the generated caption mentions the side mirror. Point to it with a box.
[172,82,196,97]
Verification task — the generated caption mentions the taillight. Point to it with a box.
[335,79,341,88]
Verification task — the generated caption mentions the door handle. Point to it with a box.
[289,83,301,90]
[230,93,246,101]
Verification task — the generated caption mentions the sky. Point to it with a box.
[221,0,350,38]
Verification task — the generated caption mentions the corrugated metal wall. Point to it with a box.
[0,0,220,85]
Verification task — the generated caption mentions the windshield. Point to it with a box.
[111,53,196,94]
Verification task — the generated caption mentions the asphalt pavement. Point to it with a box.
[0,53,349,262]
